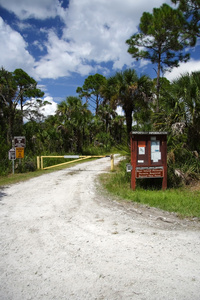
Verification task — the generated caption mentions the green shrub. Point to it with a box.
[15,156,37,173]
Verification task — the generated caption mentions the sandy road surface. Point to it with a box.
[0,155,200,300]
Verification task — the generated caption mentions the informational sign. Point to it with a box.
[15,147,24,159]
[8,148,16,160]
[14,136,26,148]
[130,132,167,190]
[136,167,163,178]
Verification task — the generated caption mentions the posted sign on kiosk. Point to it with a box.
[130,132,167,190]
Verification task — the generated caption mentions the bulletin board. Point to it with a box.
[130,132,167,190]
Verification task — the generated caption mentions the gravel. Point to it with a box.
[0,155,200,300]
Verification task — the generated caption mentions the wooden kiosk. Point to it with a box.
[130,132,167,190]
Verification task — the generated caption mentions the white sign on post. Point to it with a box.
[8,148,16,160]
[8,148,16,174]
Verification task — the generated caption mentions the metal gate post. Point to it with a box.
[37,156,40,169]
[41,156,44,170]
[110,154,114,171]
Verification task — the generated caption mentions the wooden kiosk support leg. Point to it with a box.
[162,137,167,190]
[162,167,167,190]
[130,134,137,190]
[131,170,136,190]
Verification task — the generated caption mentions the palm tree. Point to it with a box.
[111,69,153,139]
[56,97,92,152]
[171,71,200,150]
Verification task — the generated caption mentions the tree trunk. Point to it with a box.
[20,91,24,127]
[125,108,133,142]
[156,50,161,112]
[7,102,14,144]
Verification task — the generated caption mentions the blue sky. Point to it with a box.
[0,0,200,116]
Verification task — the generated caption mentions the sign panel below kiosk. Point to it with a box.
[136,167,163,178]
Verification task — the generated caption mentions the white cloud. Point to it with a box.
[116,106,124,116]
[0,0,59,20]
[165,59,200,81]
[5,0,168,80]
[35,0,153,78]
[0,0,183,83]
[39,96,58,117]
[32,40,45,52]
[0,17,35,74]
[37,84,48,93]
[59,0,149,72]
[18,96,57,123]
[34,30,94,79]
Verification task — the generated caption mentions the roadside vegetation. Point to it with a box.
[100,158,200,219]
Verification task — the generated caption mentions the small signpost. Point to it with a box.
[8,148,16,174]
[8,148,16,160]
[8,136,26,174]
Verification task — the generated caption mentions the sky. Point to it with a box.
[0,0,200,117]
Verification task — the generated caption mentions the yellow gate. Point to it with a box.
[37,155,114,171]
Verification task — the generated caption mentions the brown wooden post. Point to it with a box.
[148,136,151,165]
[131,134,137,190]
[162,135,167,190]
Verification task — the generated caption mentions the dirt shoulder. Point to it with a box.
[0,155,200,300]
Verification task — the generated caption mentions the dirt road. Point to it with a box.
[0,155,200,300]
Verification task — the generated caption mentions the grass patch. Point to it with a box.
[100,160,200,219]
[0,170,46,186]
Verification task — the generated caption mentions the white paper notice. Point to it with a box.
[139,147,145,155]
[151,152,161,162]
[151,141,160,152]
[151,140,161,162]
